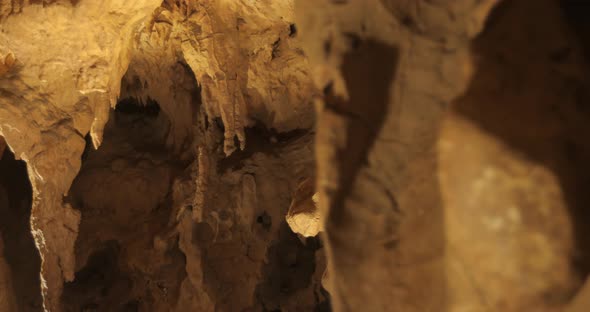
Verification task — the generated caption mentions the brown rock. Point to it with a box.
[286,178,322,237]
[2,0,590,311]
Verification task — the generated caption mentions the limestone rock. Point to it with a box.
[286,178,321,238]
[2,0,590,311]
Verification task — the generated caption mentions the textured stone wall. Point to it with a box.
[1,0,590,311]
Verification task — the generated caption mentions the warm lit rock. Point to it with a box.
[2,0,590,311]
[286,178,321,238]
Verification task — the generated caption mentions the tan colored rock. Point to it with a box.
[0,0,317,310]
[286,178,321,237]
[0,1,162,309]
[295,0,495,310]
[441,112,577,311]
[441,0,590,310]
[3,0,590,311]
[295,0,590,311]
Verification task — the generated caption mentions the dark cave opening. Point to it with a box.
[217,120,309,173]
[560,0,590,63]
[255,223,326,311]
[62,95,193,311]
[61,241,135,312]
[0,141,43,311]
[114,97,161,116]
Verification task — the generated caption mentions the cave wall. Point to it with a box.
[442,0,590,310]
[0,0,318,310]
[1,0,590,311]
[294,0,497,310]
[295,0,590,311]
[0,1,163,309]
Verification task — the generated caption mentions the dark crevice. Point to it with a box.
[256,211,273,231]
[316,40,402,311]
[81,133,93,162]
[62,241,134,312]
[323,40,332,57]
[271,38,282,59]
[343,33,361,50]
[255,223,326,311]
[289,24,297,37]
[0,144,43,311]
[314,287,332,312]
[560,0,590,62]
[63,89,195,310]
[213,117,225,131]
[217,121,309,172]
[321,40,398,232]
[115,97,160,117]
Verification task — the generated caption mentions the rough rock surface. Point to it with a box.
[296,0,590,311]
[286,178,321,238]
[1,0,590,311]
[0,0,322,311]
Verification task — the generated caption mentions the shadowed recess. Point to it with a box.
[0,142,43,311]
[62,94,189,311]
[322,39,399,238]
[452,0,590,305]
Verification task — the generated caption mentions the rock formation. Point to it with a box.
[0,0,590,311]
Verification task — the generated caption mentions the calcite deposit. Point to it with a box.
[1,0,590,311]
